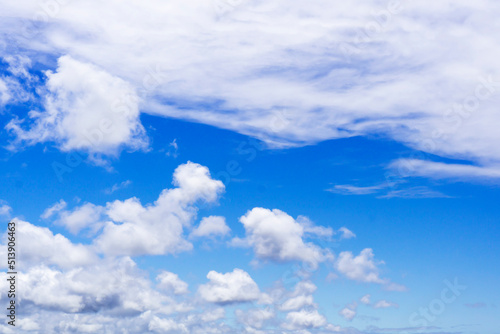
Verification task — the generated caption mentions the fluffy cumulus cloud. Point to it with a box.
[339,305,357,321]
[190,215,230,239]
[0,256,200,332]
[6,55,148,156]
[373,300,399,309]
[0,218,97,269]
[0,220,192,324]
[279,281,317,311]
[335,248,398,287]
[233,208,332,268]
[0,201,12,217]
[337,295,399,321]
[198,269,263,304]
[38,162,225,257]
[3,0,500,178]
[17,258,175,315]
[235,307,275,330]
[267,279,342,331]
[98,164,219,255]
[94,162,224,256]
[0,228,348,332]
[156,271,189,295]
[0,220,258,333]
[52,202,105,235]
[148,315,188,333]
[284,309,327,330]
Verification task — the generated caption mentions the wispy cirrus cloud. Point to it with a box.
[390,159,500,182]
[380,186,450,199]
[3,0,500,180]
[328,183,448,199]
[327,184,386,195]
[104,180,132,195]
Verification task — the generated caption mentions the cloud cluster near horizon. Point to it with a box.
[0,162,400,333]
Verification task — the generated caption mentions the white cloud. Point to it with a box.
[384,282,407,292]
[22,261,174,315]
[0,229,228,333]
[284,309,327,330]
[105,180,132,194]
[0,201,12,217]
[280,280,318,311]
[2,219,200,322]
[297,215,335,238]
[235,308,275,330]
[6,55,148,156]
[280,295,315,311]
[0,214,351,333]
[328,182,449,199]
[5,0,500,175]
[233,208,331,269]
[166,138,179,158]
[390,159,500,181]
[360,294,371,305]
[373,300,399,309]
[380,186,449,199]
[4,55,32,78]
[327,184,386,195]
[198,268,262,304]
[156,271,189,295]
[1,220,158,320]
[148,316,188,333]
[0,78,10,106]
[325,323,343,332]
[0,55,36,107]
[38,162,225,256]
[1,219,97,269]
[2,212,350,333]
[18,318,40,331]
[338,227,356,239]
[56,322,104,333]
[336,248,407,291]
[199,307,226,322]
[335,248,384,284]
[40,199,67,219]
[190,216,230,239]
[54,202,105,235]
[94,162,224,256]
[0,76,32,107]
[17,265,89,313]
[339,306,357,321]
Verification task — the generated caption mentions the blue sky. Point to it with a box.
[1,1,500,333]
